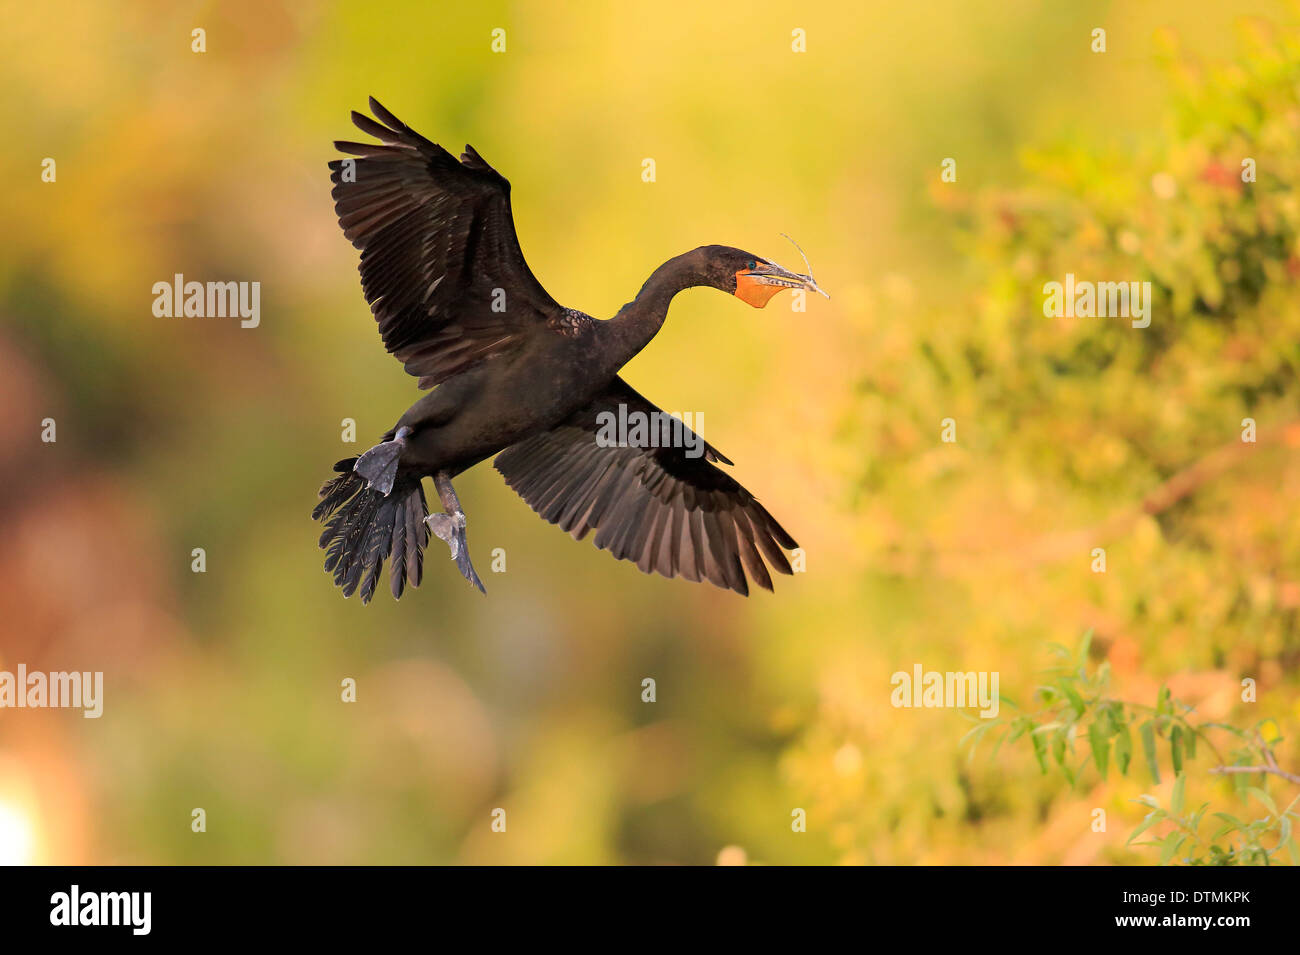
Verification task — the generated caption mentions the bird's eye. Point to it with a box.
[745,259,756,271]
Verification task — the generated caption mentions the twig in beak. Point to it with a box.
[778,233,830,299]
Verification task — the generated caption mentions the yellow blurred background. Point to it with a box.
[1,0,1298,864]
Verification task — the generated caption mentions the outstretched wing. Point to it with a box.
[493,378,798,595]
[330,97,560,388]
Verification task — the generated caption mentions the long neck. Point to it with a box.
[600,249,706,369]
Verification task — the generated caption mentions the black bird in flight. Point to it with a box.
[313,98,828,601]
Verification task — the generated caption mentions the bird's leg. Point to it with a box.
[353,426,412,497]
[425,471,485,594]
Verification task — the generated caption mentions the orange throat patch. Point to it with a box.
[734,270,787,308]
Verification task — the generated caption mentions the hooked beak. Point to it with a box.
[735,258,831,308]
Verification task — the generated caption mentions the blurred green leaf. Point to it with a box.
[1129,811,1165,846]
[1116,725,1134,776]
[1089,721,1109,776]
[1141,722,1160,784]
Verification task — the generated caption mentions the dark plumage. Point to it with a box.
[314,98,827,600]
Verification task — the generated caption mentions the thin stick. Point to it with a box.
[778,233,830,298]
[1209,765,1300,785]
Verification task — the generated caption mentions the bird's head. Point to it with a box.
[701,242,830,308]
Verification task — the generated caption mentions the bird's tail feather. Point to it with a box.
[312,457,429,603]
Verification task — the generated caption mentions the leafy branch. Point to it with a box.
[960,632,1300,865]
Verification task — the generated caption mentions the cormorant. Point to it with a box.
[313,99,828,600]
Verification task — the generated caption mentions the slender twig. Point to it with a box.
[1210,764,1300,785]
[913,419,1300,575]
[1208,732,1300,786]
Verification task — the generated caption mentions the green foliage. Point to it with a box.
[807,15,1300,865]
[965,633,1300,865]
